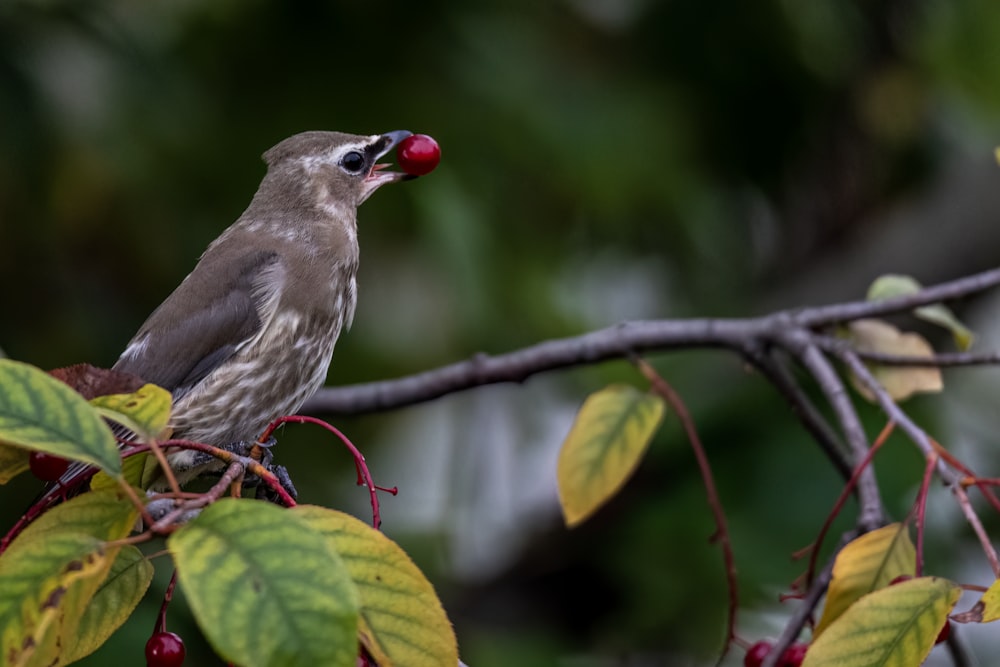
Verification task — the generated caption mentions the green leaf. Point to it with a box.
[169,498,360,667]
[0,490,138,666]
[294,505,459,667]
[557,384,665,527]
[815,523,916,637]
[63,545,154,663]
[90,383,172,442]
[0,359,120,476]
[845,319,943,402]
[803,576,960,666]
[867,274,974,350]
[0,442,30,484]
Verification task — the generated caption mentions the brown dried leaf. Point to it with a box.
[48,364,146,400]
[846,319,943,402]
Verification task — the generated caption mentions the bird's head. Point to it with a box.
[262,130,414,212]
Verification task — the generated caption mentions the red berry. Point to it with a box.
[28,452,70,482]
[779,643,809,667]
[935,621,951,645]
[396,134,440,176]
[145,631,185,667]
[744,641,772,667]
[889,574,914,586]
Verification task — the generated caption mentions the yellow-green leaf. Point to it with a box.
[815,523,915,637]
[803,576,960,667]
[0,359,120,476]
[953,577,1000,624]
[0,442,30,484]
[0,490,138,666]
[92,452,149,491]
[293,505,458,667]
[557,384,665,527]
[63,545,153,663]
[846,319,942,402]
[169,499,359,667]
[91,383,172,443]
[867,274,974,350]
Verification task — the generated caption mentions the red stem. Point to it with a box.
[804,420,895,587]
[260,415,392,528]
[914,455,937,577]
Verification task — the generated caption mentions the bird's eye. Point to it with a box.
[340,151,366,174]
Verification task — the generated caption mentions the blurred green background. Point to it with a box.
[3,0,1000,665]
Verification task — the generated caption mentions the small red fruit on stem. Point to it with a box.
[396,134,441,176]
[744,640,772,667]
[28,452,70,482]
[779,643,809,666]
[936,621,951,645]
[145,631,185,667]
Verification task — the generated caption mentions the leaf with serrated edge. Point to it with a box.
[0,359,120,475]
[0,442,29,484]
[0,490,137,666]
[846,319,942,402]
[294,505,458,667]
[815,523,915,637]
[169,499,359,667]
[803,576,960,667]
[867,274,974,350]
[63,545,153,663]
[557,384,665,527]
[91,383,172,443]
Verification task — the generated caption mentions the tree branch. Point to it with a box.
[304,267,1000,416]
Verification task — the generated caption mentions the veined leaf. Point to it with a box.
[557,384,665,527]
[63,545,153,663]
[0,359,120,476]
[91,383,172,443]
[803,576,960,667]
[0,490,138,666]
[294,505,458,667]
[815,523,916,637]
[169,499,360,667]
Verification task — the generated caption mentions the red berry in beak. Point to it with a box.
[396,134,441,176]
[29,451,70,482]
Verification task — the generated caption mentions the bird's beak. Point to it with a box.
[360,130,414,203]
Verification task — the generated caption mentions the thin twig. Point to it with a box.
[635,359,738,666]
[952,484,1000,579]
[760,532,858,667]
[915,454,937,577]
[743,344,853,481]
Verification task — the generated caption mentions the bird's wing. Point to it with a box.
[113,249,284,400]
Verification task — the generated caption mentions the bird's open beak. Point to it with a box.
[360,130,414,203]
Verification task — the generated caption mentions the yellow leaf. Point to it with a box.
[803,576,960,667]
[0,490,138,666]
[846,319,942,402]
[92,452,149,491]
[815,523,915,637]
[0,442,30,484]
[557,384,665,527]
[293,505,458,667]
[953,577,1000,624]
[90,383,172,442]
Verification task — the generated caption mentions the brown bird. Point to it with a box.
[108,129,413,486]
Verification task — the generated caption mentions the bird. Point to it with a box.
[96,129,414,489]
